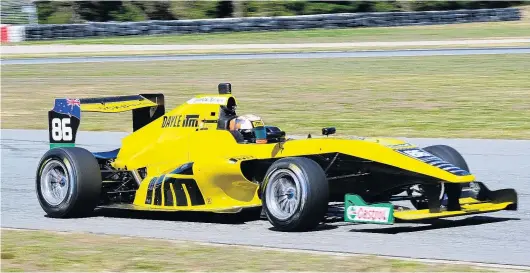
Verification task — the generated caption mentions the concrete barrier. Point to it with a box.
[23,8,521,41]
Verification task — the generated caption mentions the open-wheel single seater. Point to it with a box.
[36,83,518,231]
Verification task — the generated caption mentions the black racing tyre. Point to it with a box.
[423,145,470,172]
[409,145,470,210]
[36,147,101,218]
[262,157,329,232]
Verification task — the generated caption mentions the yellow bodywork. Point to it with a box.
[81,96,158,113]
[105,93,476,213]
[394,197,513,220]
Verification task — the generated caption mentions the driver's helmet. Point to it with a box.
[229,114,267,143]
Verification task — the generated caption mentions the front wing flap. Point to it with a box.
[344,182,517,224]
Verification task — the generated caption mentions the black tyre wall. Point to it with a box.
[423,145,470,172]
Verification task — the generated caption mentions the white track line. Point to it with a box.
[2,38,530,55]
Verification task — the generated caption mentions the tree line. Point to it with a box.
[34,1,524,24]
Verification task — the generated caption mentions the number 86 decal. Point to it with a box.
[51,118,73,141]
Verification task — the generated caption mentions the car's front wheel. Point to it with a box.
[262,157,329,232]
[408,144,473,210]
[36,147,101,218]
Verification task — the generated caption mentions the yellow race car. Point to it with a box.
[36,83,518,231]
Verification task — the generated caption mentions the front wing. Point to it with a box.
[344,182,517,224]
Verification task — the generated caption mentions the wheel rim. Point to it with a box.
[408,183,445,208]
[40,159,70,206]
[265,169,302,220]
[410,183,444,200]
[468,182,480,197]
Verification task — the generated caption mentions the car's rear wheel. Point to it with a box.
[408,145,472,210]
[262,157,329,232]
[36,147,101,218]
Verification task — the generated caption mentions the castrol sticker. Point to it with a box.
[346,205,391,224]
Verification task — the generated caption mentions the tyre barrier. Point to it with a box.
[4,8,523,42]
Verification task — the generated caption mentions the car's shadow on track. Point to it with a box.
[89,208,342,232]
[88,207,264,225]
[267,224,339,232]
[349,216,520,234]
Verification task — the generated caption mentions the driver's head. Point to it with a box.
[229,114,267,144]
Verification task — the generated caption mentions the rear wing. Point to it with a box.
[48,94,164,148]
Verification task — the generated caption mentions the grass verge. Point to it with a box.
[16,20,530,46]
[2,54,529,139]
[0,228,497,272]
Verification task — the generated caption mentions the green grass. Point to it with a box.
[2,54,529,139]
[0,228,496,272]
[17,20,530,46]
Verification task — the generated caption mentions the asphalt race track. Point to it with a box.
[2,47,530,65]
[1,129,529,266]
